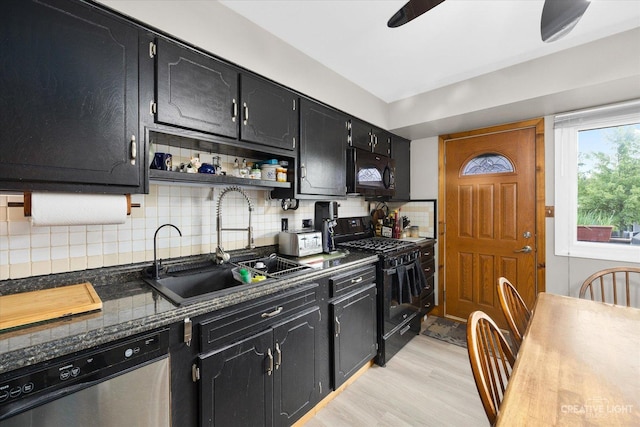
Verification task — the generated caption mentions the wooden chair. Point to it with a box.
[497,277,531,353]
[466,311,516,426]
[579,267,640,307]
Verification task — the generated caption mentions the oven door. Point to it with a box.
[381,262,421,336]
[347,148,395,197]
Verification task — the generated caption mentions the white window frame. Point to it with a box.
[554,99,640,263]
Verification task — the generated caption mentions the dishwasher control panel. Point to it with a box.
[0,328,169,419]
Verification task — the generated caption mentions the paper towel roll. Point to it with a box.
[30,192,128,226]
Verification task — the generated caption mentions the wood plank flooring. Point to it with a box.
[303,333,488,427]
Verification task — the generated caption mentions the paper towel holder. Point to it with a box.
[8,192,140,217]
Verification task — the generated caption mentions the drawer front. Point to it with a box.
[199,284,318,352]
[421,258,435,279]
[420,290,435,314]
[419,242,435,263]
[329,264,377,298]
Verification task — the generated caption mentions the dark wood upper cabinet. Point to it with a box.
[348,118,391,156]
[240,74,297,150]
[299,99,348,196]
[155,38,239,139]
[0,0,141,192]
[390,136,411,201]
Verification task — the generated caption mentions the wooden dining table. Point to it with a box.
[496,292,640,426]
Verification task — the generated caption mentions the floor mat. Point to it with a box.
[422,316,468,348]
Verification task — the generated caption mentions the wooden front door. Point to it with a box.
[441,119,544,327]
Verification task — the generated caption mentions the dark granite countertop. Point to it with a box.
[0,248,377,375]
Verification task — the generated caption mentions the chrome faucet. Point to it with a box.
[216,186,254,263]
[153,223,182,279]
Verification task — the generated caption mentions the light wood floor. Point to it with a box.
[304,333,488,427]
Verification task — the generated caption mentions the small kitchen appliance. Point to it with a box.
[314,201,339,253]
[278,230,323,257]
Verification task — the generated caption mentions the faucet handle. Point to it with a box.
[216,246,230,263]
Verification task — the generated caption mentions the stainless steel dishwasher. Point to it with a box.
[0,329,170,426]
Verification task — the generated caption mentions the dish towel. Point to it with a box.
[392,265,412,304]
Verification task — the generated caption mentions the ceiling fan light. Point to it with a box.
[541,0,591,42]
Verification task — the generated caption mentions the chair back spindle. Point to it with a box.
[467,311,516,425]
[579,267,640,307]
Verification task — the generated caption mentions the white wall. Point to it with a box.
[409,137,439,200]
[97,0,389,129]
[388,28,640,139]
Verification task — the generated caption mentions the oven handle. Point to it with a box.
[384,261,417,275]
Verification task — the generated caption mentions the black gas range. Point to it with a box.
[334,217,427,366]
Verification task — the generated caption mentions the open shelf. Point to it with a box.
[149,169,291,189]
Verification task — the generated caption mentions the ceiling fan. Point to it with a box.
[387,0,591,43]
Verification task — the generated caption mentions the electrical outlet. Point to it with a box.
[302,219,312,228]
[281,218,288,231]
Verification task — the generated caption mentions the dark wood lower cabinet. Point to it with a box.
[198,307,320,427]
[331,284,377,388]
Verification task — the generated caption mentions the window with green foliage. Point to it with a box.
[555,100,640,263]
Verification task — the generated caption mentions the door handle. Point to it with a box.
[274,343,281,370]
[266,348,273,376]
[514,245,532,253]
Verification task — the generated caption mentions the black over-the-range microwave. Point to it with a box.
[347,148,396,197]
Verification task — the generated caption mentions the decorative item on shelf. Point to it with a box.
[249,162,261,179]
[260,159,278,181]
[212,155,222,174]
[198,163,215,174]
[239,159,250,178]
[150,152,172,170]
[277,161,288,182]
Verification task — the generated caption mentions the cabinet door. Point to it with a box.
[349,118,373,152]
[0,0,140,190]
[199,329,273,427]
[373,130,392,156]
[155,38,238,139]
[299,99,347,196]
[240,74,297,150]
[331,284,377,388]
[391,136,411,201]
[273,307,320,427]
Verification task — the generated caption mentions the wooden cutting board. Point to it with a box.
[0,282,102,331]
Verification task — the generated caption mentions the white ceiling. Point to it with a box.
[219,0,640,103]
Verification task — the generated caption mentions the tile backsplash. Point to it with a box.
[0,186,370,280]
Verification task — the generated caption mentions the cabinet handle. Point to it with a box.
[423,251,431,257]
[266,348,273,376]
[231,99,238,122]
[350,276,363,284]
[300,164,307,179]
[261,306,283,318]
[243,102,249,125]
[335,317,341,337]
[274,343,282,370]
[400,324,412,336]
[129,135,136,165]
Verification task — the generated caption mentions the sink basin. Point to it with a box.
[237,255,311,277]
[143,255,311,306]
[143,263,245,306]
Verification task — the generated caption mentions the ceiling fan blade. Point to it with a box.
[387,0,446,28]
[541,0,591,42]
